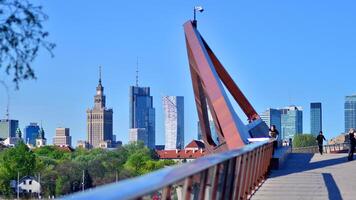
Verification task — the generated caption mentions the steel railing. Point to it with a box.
[62,140,274,200]
[292,143,349,154]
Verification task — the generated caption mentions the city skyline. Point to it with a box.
[1,1,356,145]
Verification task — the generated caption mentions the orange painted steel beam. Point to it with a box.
[184,20,266,153]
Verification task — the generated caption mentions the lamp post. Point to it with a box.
[193,6,204,27]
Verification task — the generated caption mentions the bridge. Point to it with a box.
[63,142,355,200]
[63,20,355,200]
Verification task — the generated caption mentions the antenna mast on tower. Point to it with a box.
[0,80,10,120]
[99,66,102,84]
[136,57,139,87]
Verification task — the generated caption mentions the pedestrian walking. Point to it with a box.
[348,128,356,161]
[269,125,279,149]
[316,131,326,155]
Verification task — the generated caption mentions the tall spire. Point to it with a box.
[99,66,102,85]
[136,57,139,87]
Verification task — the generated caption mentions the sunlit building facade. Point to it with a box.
[163,96,184,150]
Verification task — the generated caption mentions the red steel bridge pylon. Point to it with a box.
[184,20,269,153]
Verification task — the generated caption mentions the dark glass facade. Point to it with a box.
[0,119,19,140]
[129,86,155,149]
[310,103,322,136]
[24,123,40,146]
[345,95,356,133]
[280,106,303,140]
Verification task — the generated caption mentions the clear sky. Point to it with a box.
[1,0,356,145]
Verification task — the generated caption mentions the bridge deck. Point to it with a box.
[251,153,356,200]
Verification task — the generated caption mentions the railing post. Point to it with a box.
[210,164,220,200]
[222,158,237,200]
[216,161,229,199]
[242,152,253,199]
[237,154,247,200]
[162,185,172,200]
[182,176,193,200]
[232,156,242,200]
[198,169,208,200]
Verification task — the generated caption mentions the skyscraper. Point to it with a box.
[163,96,184,150]
[345,95,356,133]
[128,128,147,145]
[310,102,322,136]
[260,108,282,133]
[53,128,72,147]
[0,119,19,140]
[87,67,113,148]
[129,86,155,149]
[197,107,218,144]
[280,106,303,140]
[24,123,40,146]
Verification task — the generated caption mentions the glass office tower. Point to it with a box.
[260,108,282,133]
[345,95,356,133]
[310,103,322,136]
[163,96,184,150]
[280,106,303,140]
[0,119,19,140]
[24,123,40,146]
[129,86,155,149]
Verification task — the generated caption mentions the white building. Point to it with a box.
[163,96,184,150]
[35,127,46,147]
[18,176,41,194]
[3,128,23,147]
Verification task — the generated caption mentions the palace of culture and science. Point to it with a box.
[86,67,113,148]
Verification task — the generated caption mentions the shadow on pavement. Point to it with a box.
[322,173,342,200]
[271,153,352,178]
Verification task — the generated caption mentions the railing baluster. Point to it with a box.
[223,158,237,200]
[162,185,172,200]
[242,152,252,199]
[232,156,242,200]
[210,164,220,200]
[237,154,247,200]
[198,169,208,200]
[248,150,257,195]
[182,176,193,200]
[217,161,229,199]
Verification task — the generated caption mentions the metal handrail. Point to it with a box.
[62,140,274,200]
[292,143,349,153]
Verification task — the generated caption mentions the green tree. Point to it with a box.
[0,141,36,195]
[0,0,55,87]
[293,134,318,148]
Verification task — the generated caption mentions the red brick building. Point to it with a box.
[156,140,206,162]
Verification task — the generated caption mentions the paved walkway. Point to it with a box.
[251,153,356,200]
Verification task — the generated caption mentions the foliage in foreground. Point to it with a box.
[293,134,318,148]
[0,141,175,198]
[0,0,55,87]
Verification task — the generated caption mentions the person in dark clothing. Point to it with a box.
[269,125,279,149]
[348,128,356,161]
[316,131,326,155]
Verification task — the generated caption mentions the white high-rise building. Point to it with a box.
[163,96,184,150]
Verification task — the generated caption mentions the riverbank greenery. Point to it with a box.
[0,141,175,198]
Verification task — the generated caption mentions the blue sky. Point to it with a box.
[1,0,356,145]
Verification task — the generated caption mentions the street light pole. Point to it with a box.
[193,6,204,27]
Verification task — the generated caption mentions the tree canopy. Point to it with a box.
[293,134,318,148]
[0,142,175,198]
[0,0,55,87]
